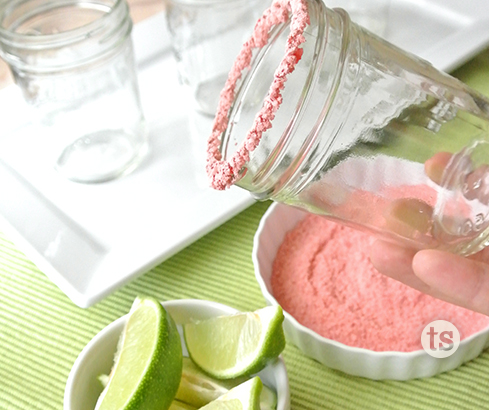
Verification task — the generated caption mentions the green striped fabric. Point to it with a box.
[0,49,489,409]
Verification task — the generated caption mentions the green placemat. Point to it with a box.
[1,200,489,410]
[1,49,489,410]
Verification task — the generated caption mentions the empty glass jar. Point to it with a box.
[0,0,148,183]
[166,0,267,116]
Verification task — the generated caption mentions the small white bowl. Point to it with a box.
[253,203,489,380]
[64,299,290,410]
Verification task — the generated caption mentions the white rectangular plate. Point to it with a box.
[1,1,488,307]
[384,0,489,72]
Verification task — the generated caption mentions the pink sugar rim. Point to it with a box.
[206,0,310,190]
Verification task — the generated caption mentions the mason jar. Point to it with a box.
[207,0,489,256]
[0,0,148,183]
[165,0,268,116]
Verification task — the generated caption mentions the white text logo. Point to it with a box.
[420,320,460,358]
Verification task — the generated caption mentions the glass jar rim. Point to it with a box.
[206,0,311,191]
[0,0,126,49]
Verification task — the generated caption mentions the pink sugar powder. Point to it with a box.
[271,214,489,352]
[206,0,309,190]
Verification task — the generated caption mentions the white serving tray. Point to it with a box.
[1,1,488,307]
[384,0,489,72]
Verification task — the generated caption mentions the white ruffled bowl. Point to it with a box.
[64,299,290,410]
[253,202,489,380]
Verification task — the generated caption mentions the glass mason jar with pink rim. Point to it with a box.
[207,0,489,255]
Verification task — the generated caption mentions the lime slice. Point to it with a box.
[200,377,263,410]
[95,297,183,410]
[169,400,196,410]
[184,306,285,379]
[176,357,277,409]
[259,386,277,410]
[176,357,247,407]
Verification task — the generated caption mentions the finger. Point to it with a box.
[369,239,432,293]
[424,151,453,185]
[413,249,489,316]
[383,198,435,246]
[370,240,464,306]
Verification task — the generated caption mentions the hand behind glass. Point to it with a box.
[370,239,489,315]
[371,152,489,316]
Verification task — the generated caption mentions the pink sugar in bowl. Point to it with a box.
[206,0,489,257]
[252,203,489,380]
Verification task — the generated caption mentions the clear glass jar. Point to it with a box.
[0,0,148,183]
[217,0,489,255]
[165,0,267,116]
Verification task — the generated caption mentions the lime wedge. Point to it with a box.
[95,297,183,410]
[176,357,247,407]
[169,400,196,410]
[184,306,285,379]
[176,357,277,409]
[259,386,278,410]
[200,377,263,410]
